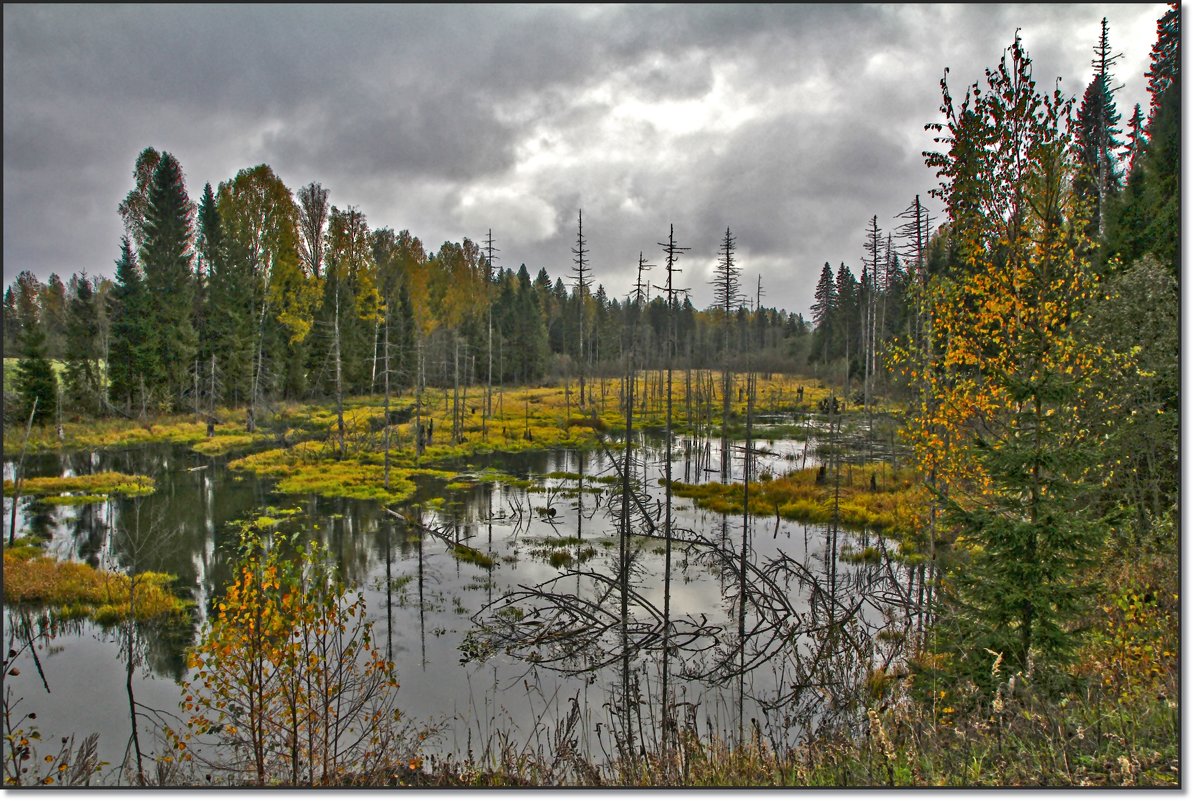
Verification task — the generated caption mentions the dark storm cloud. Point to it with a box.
[4,4,1165,316]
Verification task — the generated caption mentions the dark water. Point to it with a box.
[3,424,915,783]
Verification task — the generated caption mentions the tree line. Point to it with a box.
[5,169,812,427]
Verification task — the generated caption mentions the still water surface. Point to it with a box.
[3,426,911,782]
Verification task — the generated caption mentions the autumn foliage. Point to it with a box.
[170,531,430,785]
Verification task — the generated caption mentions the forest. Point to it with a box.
[0,7,1180,788]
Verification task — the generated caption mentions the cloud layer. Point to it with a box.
[3,4,1165,314]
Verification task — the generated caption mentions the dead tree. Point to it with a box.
[570,210,591,409]
[655,224,688,745]
[711,227,742,479]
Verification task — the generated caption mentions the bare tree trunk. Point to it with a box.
[737,369,753,746]
[334,287,345,459]
[125,576,145,785]
[8,400,38,546]
[250,293,268,434]
[383,313,391,489]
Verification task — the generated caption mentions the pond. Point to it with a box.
[3,421,917,783]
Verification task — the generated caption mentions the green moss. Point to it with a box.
[539,536,585,547]
[671,463,920,535]
[37,494,107,506]
[4,472,155,500]
[191,431,274,456]
[451,544,495,569]
[4,536,46,560]
[547,550,573,569]
[841,545,882,564]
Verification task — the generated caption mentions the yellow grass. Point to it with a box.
[3,471,155,499]
[3,550,190,624]
[672,462,922,536]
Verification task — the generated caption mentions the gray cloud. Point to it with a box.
[3,3,1166,316]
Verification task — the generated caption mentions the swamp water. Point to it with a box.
[3,423,916,783]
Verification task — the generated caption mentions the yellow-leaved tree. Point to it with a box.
[896,35,1123,692]
[170,531,429,785]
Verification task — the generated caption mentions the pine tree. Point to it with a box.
[833,263,858,388]
[513,264,548,383]
[140,151,197,408]
[1144,4,1179,126]
[1103,5,1180,277]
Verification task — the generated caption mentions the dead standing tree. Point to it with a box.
[654,225,688,746]
[571,210,591,409]
[483,229,499,440]
[711,227,743,480]
[617,251,652,758]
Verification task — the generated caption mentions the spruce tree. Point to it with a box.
[108,237,155,413]
[15,314,57,425]
[809,262,836,367]
[1124,102,1147,175]
[2,287,20,356]
[1074,18,1123,238]
[140,151,197,408]
[1139,6,1180,278]
[64,273,102,415]
[917,35,1110,688]
[833,263,858,387]
[194,182,222,410]
[40,274,68,360]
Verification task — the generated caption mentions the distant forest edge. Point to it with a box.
[2,15,1177,432]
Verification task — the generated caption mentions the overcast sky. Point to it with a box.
[3,4,1167,317]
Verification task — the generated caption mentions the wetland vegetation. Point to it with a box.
[1,7,1179,788]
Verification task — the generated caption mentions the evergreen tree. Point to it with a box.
[833,263,858,368]
[9,271,42,341]
[40,273,68,360]
[107,237,155,413]
[118,147,161,251]
[1123,102,1147,175]
[510,266,546,384]
[2,287,20,356]
[14,316,56,426]
[194,182,222,408]
[1144,4,1179,125]
[915,35,1110,687]
[1102,5,1180,277]
[809,262,836,367]
[140,151,197,408]
[64,273,102,415]
[1074,17,1123,237]
[1139,6,1180,278]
